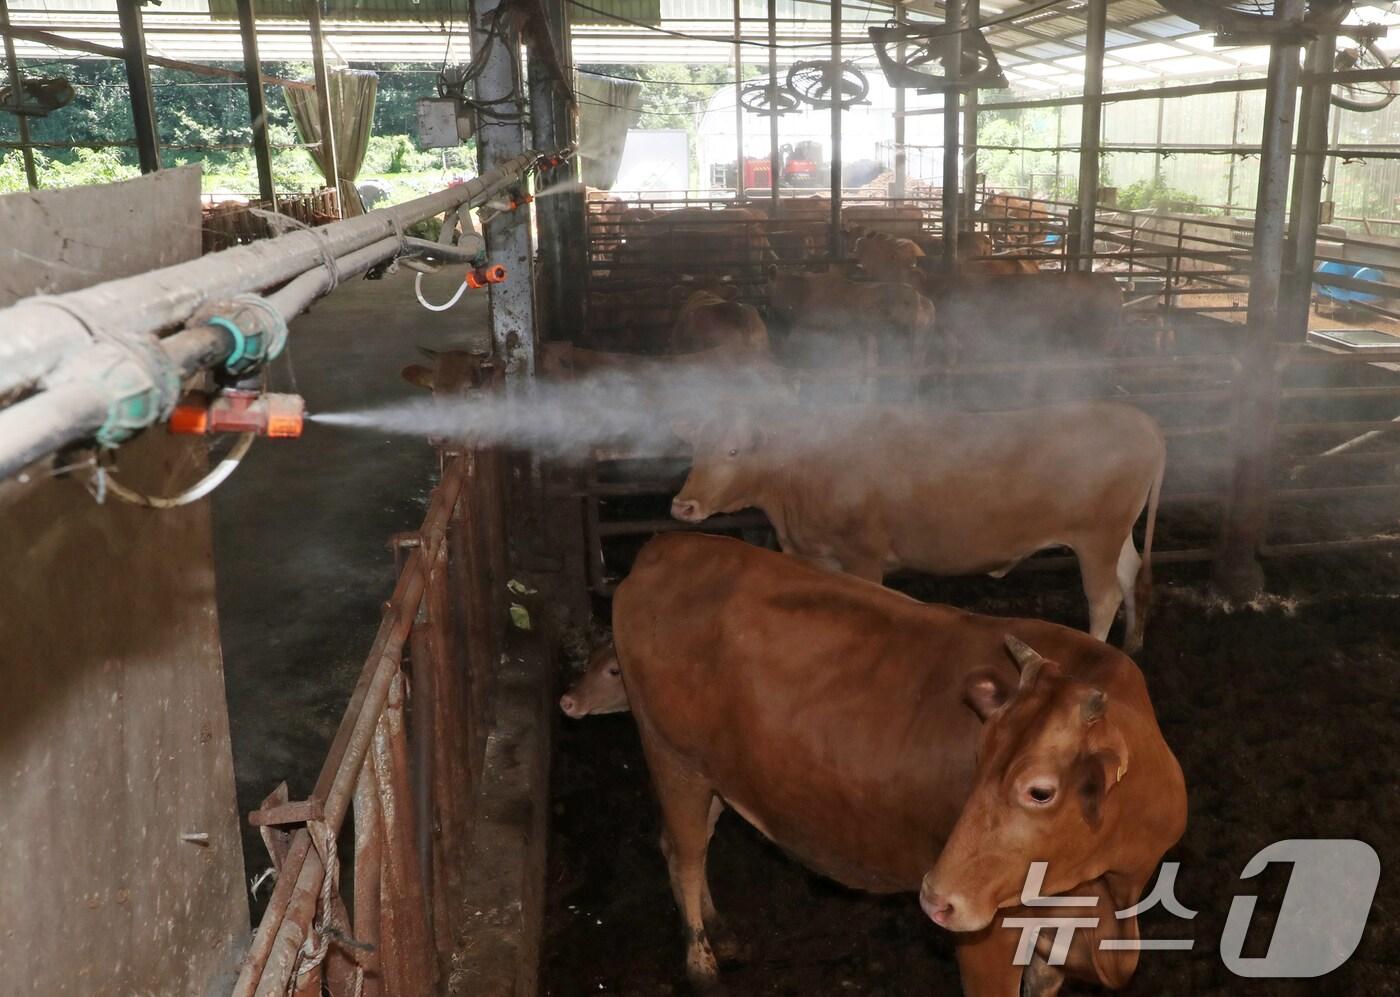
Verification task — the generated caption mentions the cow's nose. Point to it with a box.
[919,888,956,929]
[670,498,702,522]
[559,694,581,718]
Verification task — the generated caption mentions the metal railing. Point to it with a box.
[234,440,509,995]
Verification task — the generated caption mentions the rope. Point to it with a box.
[249,208,343,293]
[289,820,374,993]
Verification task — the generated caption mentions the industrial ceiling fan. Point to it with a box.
[1159,0,1397,111]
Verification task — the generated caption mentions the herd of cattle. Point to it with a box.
[408,193,1187,995]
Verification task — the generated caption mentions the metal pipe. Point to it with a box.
[116,0,160,173]
[1226,85,1243,208]
[829,0,842,258]
[892,0,906,200]
[0,0,37,188]
[236,0,275,204]
[1217,0,1305,597]
[473,0,538,385]
[305,0,340,216]
[0,153,559,480]
[941,0,961,267]
[1076,0,1106,272]
[962,0,979,219]
[767,0,780,215]
[733,0,744,199]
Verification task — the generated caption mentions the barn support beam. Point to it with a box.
[529,0,583,344]
[940,0,961,268]
[474,0,538,385]
[1075,0,1106,272]
[892,0,906,200]
[0,0,36,189]
[732,0,744,199]
[829,0,842,258]
[962,0,979,219]
[767,0,780,214]
[236,0,275,205]
[116,0,160,174]
[1287,32,1335,292]
[305,0,339,216]
[1217,0,1305,598]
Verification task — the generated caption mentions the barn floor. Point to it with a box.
[543,553,1400,996]
[211,266,491,907]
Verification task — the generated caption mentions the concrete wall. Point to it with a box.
[0,167,250,994]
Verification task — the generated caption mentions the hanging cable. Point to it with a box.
[103,432,256,508]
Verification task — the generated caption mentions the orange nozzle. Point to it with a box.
[167,390,304,438]
[466,263,508,288]
[169,397,210,435]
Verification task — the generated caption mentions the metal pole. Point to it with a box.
[0,0,37,188]
[1287,33,1336,312]
[829,0,842,258]
[1225,84,1243,208]
[1217,0,1305,597]
[733,0,744,199]
[236,0,275,204]
[892,0,906,200]
[1324,110,1341,193]
[768,0,780,215]
[530,0,581,344]
[1153,94,1166,185]
[116,0,160,174]
[1053,102,1062,199]
[473,0,538,385]
[962,0,979,220]
[305,0,340,216]
[1075,0,1105,272]
[941,0,961,269]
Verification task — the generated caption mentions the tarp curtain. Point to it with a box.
[576,71,642,190]
[283,68,378,217]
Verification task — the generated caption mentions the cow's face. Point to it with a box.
[670,416,765,523]
[921,636,1129,933]
[559,643,628,719]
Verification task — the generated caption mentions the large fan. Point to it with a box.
[1156,0,1351,39]
[869,23,1008,91]
[1332,35,1397,111]
[740,81,800,116]
[0,77,76,118]
[785,60,871,109]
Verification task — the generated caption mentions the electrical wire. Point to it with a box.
[104,432,255,508]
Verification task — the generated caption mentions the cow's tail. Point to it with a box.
[1129,449,1165,654]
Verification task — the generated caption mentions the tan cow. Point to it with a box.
[853,230,925,285]
[666,287,769,355]
[614,533,1187,997]
[767,268,944,368]
[670,401,1165,651]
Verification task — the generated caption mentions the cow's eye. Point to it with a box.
[1025,784,1057,806]
[608,665,621,676]
[727,448,739,457]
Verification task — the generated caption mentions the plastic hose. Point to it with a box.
[415,271,471,313]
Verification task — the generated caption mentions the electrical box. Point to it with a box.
[416,97,475,149]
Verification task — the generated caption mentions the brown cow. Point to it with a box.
[667,287,769,355]
[670,401,1165,651]
[767,268,943,368]
[614,533,1187,996]
[558,641,625,718]
[853,230,925,285]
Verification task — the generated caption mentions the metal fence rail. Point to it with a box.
[234,441,509,996]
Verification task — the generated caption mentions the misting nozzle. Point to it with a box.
[169,389,305,438]
[466,263,508,289]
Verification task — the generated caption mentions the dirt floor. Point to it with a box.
[542,551,1400,996]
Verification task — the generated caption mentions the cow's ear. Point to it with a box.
[401,364,435,390]
[962,667,1012,721]
[1076,752,1111,829]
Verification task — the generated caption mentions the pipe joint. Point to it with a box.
[194,294,290,377]
[48,335,180,448]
